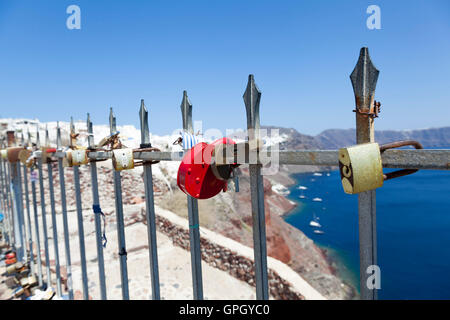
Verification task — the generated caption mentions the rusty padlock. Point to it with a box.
[71,149,89,166]
[63,149,88,167]
[27,274,38,288]
[19,277,29,288]
[6,147,24,163]
[112,148,134,171]
[6,264,17,275]
[40,147,51,163]
[18,149,32,165]
[177,138,237,199]
[339,140,423,194]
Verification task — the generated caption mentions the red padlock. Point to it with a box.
[177,138,236,199]
[6,252,16,259]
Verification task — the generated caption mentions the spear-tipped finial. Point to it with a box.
[180,91,193,133]
[45,124,50,147]
[139,99,150,144]
[27,128,31,147]
[109,107,116,134]
[56,122,62,149]
[243,74,262,136]
[87,113,94,148]
[70,117,75,135]
[350,47,379,112]
[36,125,40,148]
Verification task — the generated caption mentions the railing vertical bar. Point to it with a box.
[57,161,74,298]
[18,134,29,260]
[56,123,74,299]
[5,162,15,246]
[243,74,269,300]
[139,100,161,300]
[69,118,89,300]
[86,114,108,300]
[73,165,89,299]
[45,126,63,296]
[0,157,5,242]
[0,157,11,245]
[109,108,130,300]
[37,157,52,287]
[30,165,44,288]
[180,91,204,300]
[11,162,25,262]
[350,47,379,300]
[17,164,28,261]
[22,163,35,274]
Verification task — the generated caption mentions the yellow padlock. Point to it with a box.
[339,142,384,194]
[112,148,134,171]
[339,140,423,194]
[0,149,7,159]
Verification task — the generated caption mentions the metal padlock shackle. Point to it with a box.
[380,140,423,180]
[339,140,423,194]
[131,146,161,166]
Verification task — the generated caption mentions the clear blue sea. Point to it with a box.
[284,169,450,299]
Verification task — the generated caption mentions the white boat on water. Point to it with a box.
[309,213,322,228]
[309,220,322,228]
[299,195,306,199]
[312,197,322,202]
[297,186,308,190]
[313,172,323,176]
[314,230,325,234]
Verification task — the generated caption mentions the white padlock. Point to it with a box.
[71,149,89,166]
[112,148,134,171]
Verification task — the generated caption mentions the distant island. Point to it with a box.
[262,126,450,150]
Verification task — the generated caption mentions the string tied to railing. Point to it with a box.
[92,204,107,248]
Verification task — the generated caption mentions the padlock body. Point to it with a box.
[6,147,24,163]
[18,149,32,165]
[71,149,89,166]
[339,142,383,194]
[177,138,235,199]
[40,147,50,163]
[1,149,7,159]
[112,148,135,171]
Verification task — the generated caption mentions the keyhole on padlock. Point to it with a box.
[342,165,352,178]
[120,152,128,168]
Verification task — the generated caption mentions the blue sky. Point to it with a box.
[0,0,449,136]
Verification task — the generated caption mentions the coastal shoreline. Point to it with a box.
[278,167,359,299]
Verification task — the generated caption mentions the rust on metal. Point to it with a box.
[380,140,423,181]
[308,152,316,163]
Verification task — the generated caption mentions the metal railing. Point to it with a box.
[0,47,449,300]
